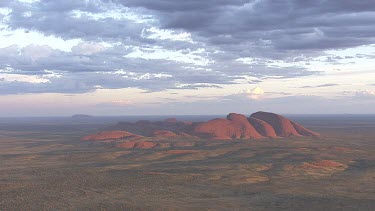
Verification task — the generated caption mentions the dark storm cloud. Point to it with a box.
[116,0,375,52]
[8,0,373,56]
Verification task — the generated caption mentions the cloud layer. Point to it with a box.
[0,0,375,95]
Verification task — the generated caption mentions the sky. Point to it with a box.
[0,0,375,117]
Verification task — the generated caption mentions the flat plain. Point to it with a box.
[0,115,374,210]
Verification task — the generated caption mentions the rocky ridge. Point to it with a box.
[82,111,319,149]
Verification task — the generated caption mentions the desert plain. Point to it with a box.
[0,114,374,210]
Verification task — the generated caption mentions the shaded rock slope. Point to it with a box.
[82,111,319,149]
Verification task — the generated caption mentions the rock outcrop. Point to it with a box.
[193,113,262,140]
[226,113,262,139]
[114,119,192,136]
[248,117,277,138]
[117,141,158,149]
[82,111,320,149]
[152,130,178,139]
[250,111,301,137]
[193,118,236,140]
[290,121,320,137]
[82,131,143,141]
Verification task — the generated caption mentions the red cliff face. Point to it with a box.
[193,113,262,140]
[290,121,320,137]
[248,117,277,138]
[193,118,234,140]
[226,113,263,139]
[250,111,301,137]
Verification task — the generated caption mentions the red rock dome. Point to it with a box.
[248,117,277,138]
[193,113,262,140]
[290,121,320,137]
[250,111,301,137]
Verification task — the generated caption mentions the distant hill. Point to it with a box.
[72,114,93,119]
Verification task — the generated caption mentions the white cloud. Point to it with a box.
[96,100,133,107]
[71,42,106,55]
[241,87,265,100]
[0,27,81,51]
[142,27,193,42]
[21,45,54,61]
[0,73,49,83]
[355,90,375,98]
[125,46,212,66]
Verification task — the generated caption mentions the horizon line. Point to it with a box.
[1,113,375,118]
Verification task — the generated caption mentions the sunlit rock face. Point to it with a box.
[82,111,320,149]
[193,113,262,140]
[250,111,301,137]
[250,111,320,138]
[248,117,277,138]
[290,121,320,137]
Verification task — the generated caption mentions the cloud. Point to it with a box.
[354,90,375,98]
[96,100,133,107]
[240,87,265,100]
[300,83,339,88]
[0,0,12,7]
[171,84,223,90]
[0,42,318,94]
[71,42,106,55]
[6,4,145,43]
[0,0,373,95]
[117,0,375,53]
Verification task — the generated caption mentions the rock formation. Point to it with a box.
[290,121,320,137]
[82,111,320,149]
[116,141,158,149]
[193,113,262,140]
[114,119,192,136]
[250,111,301,137]
[82,131,143,141]
[152,130,178,139]
[248,117,277,138]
